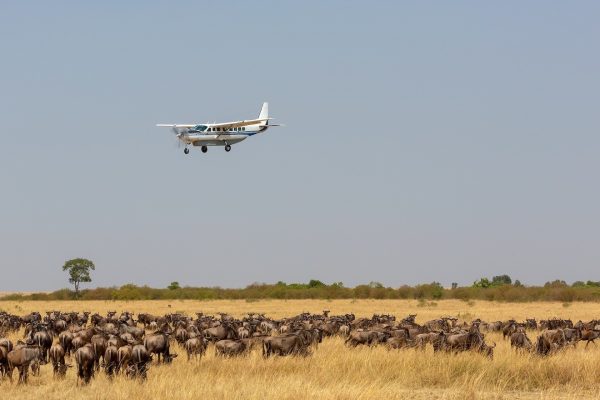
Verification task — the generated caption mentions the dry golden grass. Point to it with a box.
[1,299,600,399]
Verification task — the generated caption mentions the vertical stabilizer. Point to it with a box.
[259,102,268,124]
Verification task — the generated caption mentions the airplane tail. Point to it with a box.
[259,102,268,125]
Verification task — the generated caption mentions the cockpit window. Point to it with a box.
[192,125,207,132]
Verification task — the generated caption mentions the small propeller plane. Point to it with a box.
[157,102,281,154]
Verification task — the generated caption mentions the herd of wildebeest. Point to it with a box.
[0,309,599,384]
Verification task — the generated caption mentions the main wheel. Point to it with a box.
[184,148,189,154]
[201,146,208,153]
[225,144,231,152]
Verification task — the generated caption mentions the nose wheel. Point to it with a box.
[225,144,231,152]
[201,146,208,153]
[184,147,189,155]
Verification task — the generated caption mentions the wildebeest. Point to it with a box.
[435,329,495,358]
[6,345,43,383]
[75,344,95,384]
[203,323,238,342]
[510,331,533,352]
[49,344,71,377]
[58,331,74,357]
[215,339,248,357]
[263,334,311,357]
[414,332,439,350]
[126,344,152,379]
[579,329,600,348]
[117,344,133,374]
[144,331,177,363]
[184,337,206,360]
[536,329,567,356]
[385,336,414,349]
[104,345,119,377]
[344,330,388,347]
[31,328,52,363]
[0,345,8,376]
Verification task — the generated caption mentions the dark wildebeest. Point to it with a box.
[344,331,387,347]
[75,344,95,384]
[32,329,52,363]
[184,337,206,360]
[385,336,414,350]
[502,322,519,339]
[263,334,311,357]
[71,336,88,352]
[126,344,152,380]
[6,346,43,383]
[144,331,177,363]
[175,326,189,345]
[579,329,600,348]
[58,331,74,357]
[91,333,108,371]
[436,330,495,358]
[510,331,532,352]
[49,344,71,378]
[104,345,119,377]
[563,328,580,345]
[525,318,538,330]
[414,332,438,350]
[215,339,248,357]
[117,344,133,374]
[204,323,238,342]
[536,329,567,356]
[0,345,8,377]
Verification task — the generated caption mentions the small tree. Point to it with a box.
[492,275,512,286]
[62,258,95,298]
[473,278,491,288]
[168,281,181,290]
[308,279,325,288]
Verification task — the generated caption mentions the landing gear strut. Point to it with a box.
[224,144,231,152]
[201,146,208,153]
[184,147,189,155]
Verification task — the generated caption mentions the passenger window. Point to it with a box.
[242,127,245,131]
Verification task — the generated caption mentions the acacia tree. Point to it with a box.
[62,258,95,298]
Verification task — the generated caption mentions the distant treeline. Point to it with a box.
[3,277,600,302]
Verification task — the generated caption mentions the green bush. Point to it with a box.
[3,279,600,302]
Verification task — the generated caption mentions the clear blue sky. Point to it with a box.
[1,2,599,291]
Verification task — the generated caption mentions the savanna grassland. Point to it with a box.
[1,299,600,400]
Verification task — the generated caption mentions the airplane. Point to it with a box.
[156,102,281,154]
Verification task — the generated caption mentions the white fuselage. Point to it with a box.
[178,124,267,147]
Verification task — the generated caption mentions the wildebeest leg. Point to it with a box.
[19,365,28,384]
[31,361,40,376]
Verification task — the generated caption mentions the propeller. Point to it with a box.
[171,127,184,149]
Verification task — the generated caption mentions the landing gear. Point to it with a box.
[201,146,208,153]
[224,144,231,152]
[184,147,189,155]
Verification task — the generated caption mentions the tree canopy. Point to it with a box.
[62,258,95,298]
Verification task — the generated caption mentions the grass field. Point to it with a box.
[1,299,600,399]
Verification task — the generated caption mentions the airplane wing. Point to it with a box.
[209,118,270,130]
[156,124,196,128]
